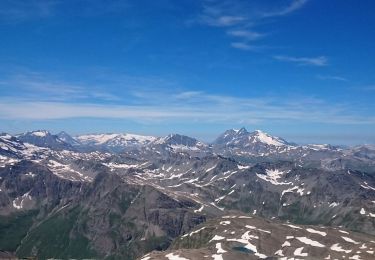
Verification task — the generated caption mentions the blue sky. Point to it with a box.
[0,0,374,145]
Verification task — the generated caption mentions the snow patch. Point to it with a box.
[360,182,375,191]
[194,205,204,213]
[245,225,271,234]
[330,243,352,253]
[294,247,308,257]
[284,224,302,229]
[12,191,32,210]
[215,243,227,253]
[256,169,292,185]
[281,186,305,197]
[237,164,250,170]
[31,130,48,137]
[165,253,189,260]
[182,226,207,238]
[253,130,285,146]
[341,236,360,245]
[295,237,325,247]
[306,228,327,236]
[209,235,225,242]
[25,172,37,178]
[205,164,217,173]
[329,202,339,207]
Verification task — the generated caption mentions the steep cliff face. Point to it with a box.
[0,162,205,259]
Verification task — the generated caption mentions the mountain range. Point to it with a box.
[0,128,374,259]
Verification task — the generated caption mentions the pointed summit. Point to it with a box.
[154,133,207,150]
[57,131,80,146]
[213,128,291,149]
[237,127,248,135]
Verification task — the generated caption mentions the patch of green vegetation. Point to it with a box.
[106,233,170,260]
[109,212,121,226]
[279,201,305,223]
[16,207,97,259]
[119,192,134,213]
[123,220,136,229]
[280,201,321,225]
[232,196,255,212]
[143,235,170,252]
[341,213,365,233]
[171,228,214,250]
[0,210,39,252]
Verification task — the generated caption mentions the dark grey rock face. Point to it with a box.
[57,131,81,146]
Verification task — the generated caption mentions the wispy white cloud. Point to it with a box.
[0,0,59,22]
[197,1,327,69]
[227,30,265,41]
[201,15,247,27]
[195,0,308,51]
[261,0,308,17]
[273,55,328,66]
[0,0,128,23]
[194,2,248,27]
[0,89,373,125]
[230,42,259,51]
[317,75,348,81]
[1,69,370,125]
[0,72,120,101]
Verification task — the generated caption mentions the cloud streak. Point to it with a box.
[196,1,329,69]
[1,69,371,127]
[317,75,348,81]
[261,0,308,17]
[273,55,328,66]
[0,0,59,22]
[227,30,265,41]
[0,90,373,125]
[0,71,121,101]
[196,0,308,51]
[230,42,258,51]
[0,0,129,23]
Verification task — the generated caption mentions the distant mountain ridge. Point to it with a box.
[7,128,371,161]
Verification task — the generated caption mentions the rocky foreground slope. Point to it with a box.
[140,214,375,260]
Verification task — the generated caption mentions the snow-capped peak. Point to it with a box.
[30,130,50,137]
[251,130,287,147]
[214,128,290,148]
[76,133,156,146]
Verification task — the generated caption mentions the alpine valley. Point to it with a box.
[0,128,374,260]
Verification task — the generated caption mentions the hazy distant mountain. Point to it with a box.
[57,131,81,146]
[214,127,290,147]
[16,130,72,150]
[75,133,156,152]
